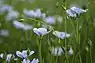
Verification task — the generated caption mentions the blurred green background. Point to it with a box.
[0,0,95,63]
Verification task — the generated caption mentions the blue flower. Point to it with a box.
[53,31,70,39]
[22,59,30,63]
[34,9,42,18]
[31,58,39,63]
[66,9,77,17]
[43,16,56,24]
[66,6,88,17]
[23,8,44,18]
[6,54,13,63]
[6,10,19,21]
[13,20,33,30]
[16,50,34,59]
[22,58,39,63]
[70,7,87,14]
[0,4,13,14]
[33,28,50,36]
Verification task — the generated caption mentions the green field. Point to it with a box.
[0,0,95,63]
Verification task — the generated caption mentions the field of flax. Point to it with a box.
[0,0,95,63]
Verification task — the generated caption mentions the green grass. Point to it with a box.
[0,0,95,63]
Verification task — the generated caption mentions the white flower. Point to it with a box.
[6,10,19,21]
[16,51,27,59]
[16,50,34,59]
[14,58,18,61]
[31,58,39,63]
[43,16,56,24]
[0,29,9,37]
[29,51,35,56]
[66,6,88,17]
[13,20,32,30]
[16,50,28,59]
[51,47,64,56]
[69,47,73,55]
[6,54,13,62]
[0,53,4,58]
[53,31,70,39]
[33,28,49,36]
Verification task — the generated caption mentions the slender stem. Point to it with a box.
[55,39,61,63]
[64,17,67,63]
[76,18,82,63]
[79,53,82,63]
[64,16,69,63]
[72,55,74,63]
[55,55,58,63]
[25,31,28,48]
[75,51,80,63]
[58,38,61,44]
[76,19,79,44]
[38,36,43,63]
[90,46,92,63]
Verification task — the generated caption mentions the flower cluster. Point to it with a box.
[23,8,45,18]
[0,50,39,63]
[0,1,89,63]
[50,46,74,56]
[66,6,88,17]
[13,20,33,30]
[51,47,64,56]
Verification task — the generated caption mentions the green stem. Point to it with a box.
[64,17,69,63]
[25,31,28,48]
[90,47,92,63]
[58,38,61,44]
[76,19,79,44]
[79,53,82,63]
[75,52,80,63]
[72,55,75,63]
[38,36,43,63]
[55,55,58,63]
